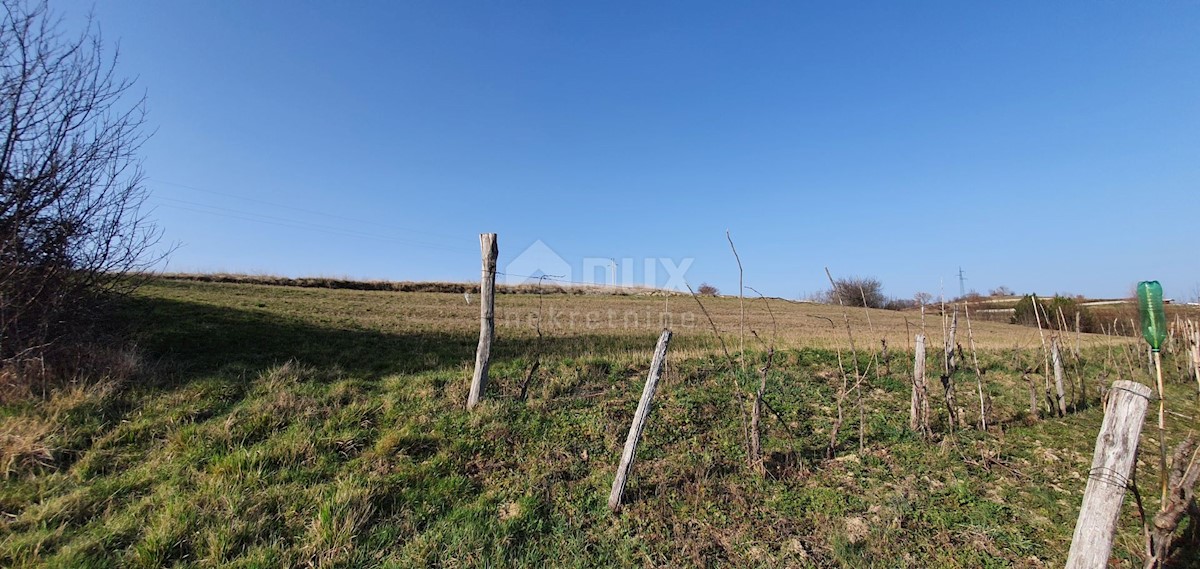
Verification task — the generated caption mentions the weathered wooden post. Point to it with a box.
[467,233,498,409]
[1023,369,1040,420]
[910,334,929,435]
[609,329,672,512]
[1188,320,1200,393]
[1065,380,1153,569]
[1052,336,1068,416]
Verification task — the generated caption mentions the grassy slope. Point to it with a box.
[0,279,1196,568]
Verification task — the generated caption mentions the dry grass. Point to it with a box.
[0,377,122,478]
[144,278,1125,359]
[0,417,55,478]
[0,344,142,405]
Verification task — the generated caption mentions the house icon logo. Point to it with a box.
[504,240,572,285]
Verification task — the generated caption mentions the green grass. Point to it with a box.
[1,279,1197,567]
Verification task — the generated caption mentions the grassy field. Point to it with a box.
[1,278,1197,567]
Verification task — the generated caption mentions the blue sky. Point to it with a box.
[66,1,1199,300]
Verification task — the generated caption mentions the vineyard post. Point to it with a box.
[609,329,672,512]
[1065,380,1152,569]
[1052,336,1068,416]
[468,233,498,409]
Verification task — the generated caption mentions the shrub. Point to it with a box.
[1046,295,1097,333]
[824,276,886,309]
[1012,295,1045,328]
[697,283,720,296]
[1011,294,1096,333]
[883,298,916,311]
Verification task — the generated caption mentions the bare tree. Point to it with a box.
[1,1,162,364]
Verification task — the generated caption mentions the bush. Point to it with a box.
[1011,294,1096,333]
[697,283,720,296]
[1011,295,1043,328]
[883,298,916,311]
[824,276,886,309]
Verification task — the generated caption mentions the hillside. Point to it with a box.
[1,278,1196,567]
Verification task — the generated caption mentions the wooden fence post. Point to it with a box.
[609,329,672,512]
[468,233,498,409]
[909,346,916,429]
[1065,380,1153,569]
[1052,336,1068,416]
[1187,320,1200,394]
[910,334,929,435]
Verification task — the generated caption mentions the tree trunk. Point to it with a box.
[1145,435,1200,569]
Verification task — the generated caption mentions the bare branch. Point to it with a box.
[0,0,164,368]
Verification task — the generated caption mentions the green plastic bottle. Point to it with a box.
[1137,281,1167,351]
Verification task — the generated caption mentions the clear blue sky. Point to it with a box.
[67,1,1199,300]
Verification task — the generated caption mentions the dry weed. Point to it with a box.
[0,416,55,478]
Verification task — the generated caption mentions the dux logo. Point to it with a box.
[506,240,694,290]
[504,240,572,285]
